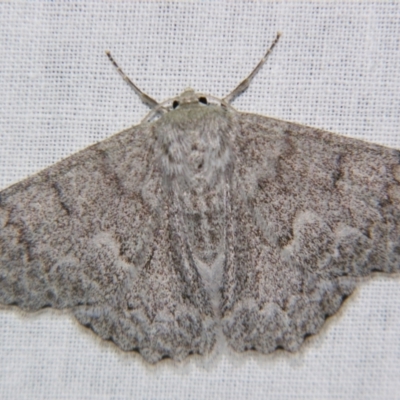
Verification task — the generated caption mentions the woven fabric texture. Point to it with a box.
[0,1,399,399]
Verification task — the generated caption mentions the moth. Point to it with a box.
[1,33,399,363]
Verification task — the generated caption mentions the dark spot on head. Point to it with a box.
[172,100,179,109]
[198,96,207,105]
[303,332,313,340]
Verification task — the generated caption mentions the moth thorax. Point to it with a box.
[159,136,232,191]
[155,105,235,191]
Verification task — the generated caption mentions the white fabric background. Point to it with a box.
[0,1,399,399]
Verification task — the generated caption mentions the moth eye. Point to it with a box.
[198,97,208,105]
[172,101,180,109]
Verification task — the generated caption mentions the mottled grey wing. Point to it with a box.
[222,113,400,353]
[0,125,214,363]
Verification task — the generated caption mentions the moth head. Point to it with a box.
[165,88,233,114]
[169,88,209,110]
[138,88,232,123]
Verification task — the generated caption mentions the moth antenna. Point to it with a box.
[106,51,160,109]
[223,32,281,104]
